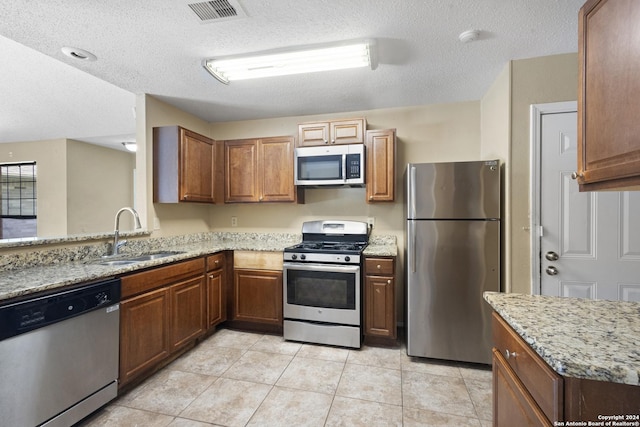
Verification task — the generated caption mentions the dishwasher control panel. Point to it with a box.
[0,278,121,340]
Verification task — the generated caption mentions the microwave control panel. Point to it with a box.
[346,153,362,179]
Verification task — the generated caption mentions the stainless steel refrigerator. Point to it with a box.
[405,160,500,365]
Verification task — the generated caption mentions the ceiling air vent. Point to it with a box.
[188,0,247,22]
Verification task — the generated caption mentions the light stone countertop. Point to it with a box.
[0,232,397,303]
[484,292,640,386]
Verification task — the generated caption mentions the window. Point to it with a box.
[1,162,37,239]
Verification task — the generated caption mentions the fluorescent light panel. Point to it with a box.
[204,41,373,84]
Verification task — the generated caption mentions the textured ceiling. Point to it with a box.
[0,0,585,148]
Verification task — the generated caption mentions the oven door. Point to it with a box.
[283,262,360,325]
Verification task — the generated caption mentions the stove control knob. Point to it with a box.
[345,256,351,262]
[300,254,306,260]
[291,254,297,260]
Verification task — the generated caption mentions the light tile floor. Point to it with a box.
[81,328,493,427]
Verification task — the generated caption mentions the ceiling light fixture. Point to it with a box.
[203,39,376,84]
[61,46,97,62]
[458,30,481,43]
[121,142,137,152]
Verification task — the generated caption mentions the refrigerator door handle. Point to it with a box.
[409,165,417,218]
[408,220,416,273]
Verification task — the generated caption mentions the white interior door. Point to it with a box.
[538,109,640,301]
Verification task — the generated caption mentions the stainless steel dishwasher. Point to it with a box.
[0,278,121,427]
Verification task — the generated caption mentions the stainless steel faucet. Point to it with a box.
[110,207,142,256]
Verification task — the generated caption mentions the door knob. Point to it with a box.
[545,251,559,261]
[545,266,558,276]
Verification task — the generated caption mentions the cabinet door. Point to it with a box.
[180,128,216,202]
[364,275,396,339]
[493,348,551,427]
[233,269,283,325]
[259,136,296,202]
[170,276,205,351]
[330,119,365,145]
[207,268,225,328]
[577,0,640,190]
[225,139,258,202]
[119,287,170,387]
[365,129,396,203]
[298,122,330,146]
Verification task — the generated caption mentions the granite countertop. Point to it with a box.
[0,232,397,303]
[484,292,640,386]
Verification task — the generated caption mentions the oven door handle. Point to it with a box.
[283,262,360,273]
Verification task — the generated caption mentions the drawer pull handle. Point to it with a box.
[505,350,517,359]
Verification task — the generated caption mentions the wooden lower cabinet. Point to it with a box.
[169,276,205,352]
[119,257,206,388]
[493,348,551,427]
[232,269,283,328]
[492,311,640,425]
[363,256,396,344]
[206,252,227,328]
[119,287,171,387]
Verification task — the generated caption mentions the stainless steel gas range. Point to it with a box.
[283,220,369,348]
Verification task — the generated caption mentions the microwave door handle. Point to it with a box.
[342,154,347,182]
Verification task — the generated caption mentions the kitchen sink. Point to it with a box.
[93,251,186,266]
[97,259,140,266]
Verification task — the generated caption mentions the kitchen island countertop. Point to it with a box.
[484,291,640,386]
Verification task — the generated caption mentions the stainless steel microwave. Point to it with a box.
[294,144,365,186]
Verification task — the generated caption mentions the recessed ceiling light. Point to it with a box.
[121,142,137,152]
[458,30,481,43]
[61,46,97,61]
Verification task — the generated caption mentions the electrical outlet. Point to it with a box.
[367,217,375,228]
[231,216,238,227]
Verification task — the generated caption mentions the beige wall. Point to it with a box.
[0,139,68,237]
[66,139,135,234]
[0,139,136,238]
[509,53,578,294]
[480,63,512,292]
[140,94,214,237]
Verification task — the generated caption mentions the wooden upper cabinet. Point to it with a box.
[225,136,299,203]
[366,129,396,203]
[577,0,640,190]
[225,139,258,203]
[298,118,365,146]
[153,126,222,203]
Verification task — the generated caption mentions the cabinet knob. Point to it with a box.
[324,140,329,144]
[387,279,391,284]
[377,264,381,269]
[331,140,336,144]
[571,171,583,180]
[505,349,517,359]
[214,260,219,265]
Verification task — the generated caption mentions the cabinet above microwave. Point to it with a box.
[297,118,366,147]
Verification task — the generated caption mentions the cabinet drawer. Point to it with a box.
[365,258,394,275]
[234,251,283,271]
[492,312,563,422]
[206,252,225,272]
[121,258,205,299]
